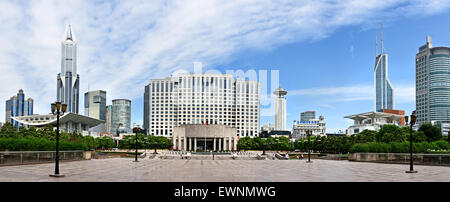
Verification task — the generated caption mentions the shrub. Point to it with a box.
[349,143,369,153]
[0,137,88,151]
[434,140,450,150]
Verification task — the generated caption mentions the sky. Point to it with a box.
[1,0,450,133]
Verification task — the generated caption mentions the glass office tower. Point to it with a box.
[416,36,450,125]
[374,53,394,112]
[5,89,33,129]
[111,99,131,135]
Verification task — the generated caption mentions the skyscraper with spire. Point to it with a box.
[374,24,394,112]
[57,24,80,113]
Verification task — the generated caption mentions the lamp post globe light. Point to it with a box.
[306,130,312,163]
[49,101,67,177]
[132,127,142,162]
[405,113,418,173]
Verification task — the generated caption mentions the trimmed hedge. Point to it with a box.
[0,137,88,151]
[349,141,450,153]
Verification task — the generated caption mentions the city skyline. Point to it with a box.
[1,1,450,133]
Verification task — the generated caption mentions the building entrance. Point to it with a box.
[196,139,213,151]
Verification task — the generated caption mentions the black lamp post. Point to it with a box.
[49,101,67,177]
[132,127,141,162]
[152,142,159,154]
[306,130,312,163]
[405,113,418,173]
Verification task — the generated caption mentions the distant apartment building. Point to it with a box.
[5,89,33,129]
[292,115,326,139]
[143,73,260,138]
[415,36,450,127]
[300,111,316,122]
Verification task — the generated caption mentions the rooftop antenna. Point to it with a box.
[380,23,384,54]
[376,27,378,56]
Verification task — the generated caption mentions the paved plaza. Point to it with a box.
[0,158,449,182]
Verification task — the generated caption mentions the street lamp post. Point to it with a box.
[132,127,141,162]
[306,130,312,163]
[152,142,159,154]
[50,102,67,177]
[405,113,418,173]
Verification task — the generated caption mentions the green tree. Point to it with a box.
[376,125,407,143]
[0,122,18,138]
[419,123,442,142]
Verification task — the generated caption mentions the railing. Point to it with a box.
[0,150,85,166]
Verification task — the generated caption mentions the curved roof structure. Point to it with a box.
[11,113,104,128]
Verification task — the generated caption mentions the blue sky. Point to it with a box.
[1,0,450,133]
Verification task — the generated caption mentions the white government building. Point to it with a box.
[143,73,260,150]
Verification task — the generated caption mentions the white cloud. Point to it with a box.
[288,82,415,104]
[0,0,447,122]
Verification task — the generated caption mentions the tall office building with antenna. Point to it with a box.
[374,24,394,112]
[57,24,80,113]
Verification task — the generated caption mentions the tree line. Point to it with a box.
[0,122,172,151]
[237,123,450,154]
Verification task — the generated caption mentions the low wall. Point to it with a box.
[0,150,90,166]
[348,153,450,166]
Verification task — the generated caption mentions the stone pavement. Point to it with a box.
[0,158,449,182]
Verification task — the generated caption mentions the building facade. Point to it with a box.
[273,87,287,131]
[84,90,106,121]
[5,89,33,129]
[111,99,131,135]
[172,124,237,151]
[105,105,112,134]
[300,111,316,122]
[143,73,260,137]
[415,36,450,126]
[57,24,80,114]
[291,115,326,139]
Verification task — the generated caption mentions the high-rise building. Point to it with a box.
[144,73,260,137]
[84,90,107,134]
[5,89,33,129]
[374,26,394,112]
[300,111,316,122]
[57,24,80,114]
[111,99,131,135]
[84,90,106,120]
[105,105,112,134]
[273,87,287,131]
[415,36,450,125]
